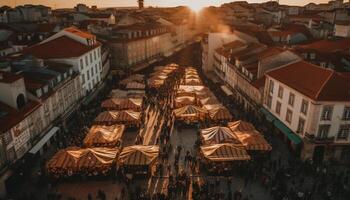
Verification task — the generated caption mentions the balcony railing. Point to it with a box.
[304,133,335,144]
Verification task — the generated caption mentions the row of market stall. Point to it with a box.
[173,67,272,174]
[173,68,233,124]
[46,71,162,178]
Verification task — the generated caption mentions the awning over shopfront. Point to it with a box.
[220,85,233,96]
[260,108,302,145]
[29,126,60,154]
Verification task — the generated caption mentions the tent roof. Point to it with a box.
[47,147,119,170]
[200,96,219,105]
[174,105,208,117]
[201,126,239,145]
[200,143,250,162]
[94,110,140,123]
[118,145,159,166]
[228,120,256,132]
[101,98,142,110]
[209,107,233,120]
[234,131,272,151]
[83,124,125,147]
[126,81,145,90]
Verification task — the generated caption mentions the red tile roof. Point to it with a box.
[64,27,95,39]
[0,71,23,83]
[296,38,350,53]
[267,61,350,101]
[24,36,100,59]
[0,100,41,134]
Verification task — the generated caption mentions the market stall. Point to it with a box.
[233,130,272,152]
[46,147,119,178]
[94,110,141,127]
[83,124,125,147]
[117,145,159,175]
[200,126,239,145]
[101,98,143,111]
[125,81,145,90]
[228,120,256,132]
[200,143,250,174]
[174,96,197,108]
[173,105,208,123]
[208,106,233,124]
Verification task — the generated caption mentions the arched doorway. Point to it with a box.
[16,93,25,109]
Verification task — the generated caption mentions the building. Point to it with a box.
[212,39,300,113]
[262,61,350,163]
[0,5,51,23]
[23,27,103,95]
[293,38,350,71]
[0,58,82,196]
[334,21,350,38]
[108,23,172,70]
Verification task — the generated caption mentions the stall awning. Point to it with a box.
[220,85,233,96]
[29,126,60,154]
[260,108,302,145]
[274,120,302,145]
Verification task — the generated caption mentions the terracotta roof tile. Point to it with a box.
[0,71,23,83]
[64,27,95,39]
[24,36,100,59]
[0,100,41,134]
[267,61,350,101]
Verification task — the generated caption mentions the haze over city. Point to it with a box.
[1,0,337,8]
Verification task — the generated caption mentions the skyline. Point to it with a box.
[0,0,336,9]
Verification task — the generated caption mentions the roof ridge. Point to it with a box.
[315,69,335,100]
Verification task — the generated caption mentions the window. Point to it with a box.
[342,107,350,120]
[267,95,272,109]
[95,64,98,74]
[297,118,305,133]
[318,125,330,138]
[321,106,333,120]
[310,53,316,60]
[268,80,274,94]
[288,92,295,106]
[276,101,281,115]
[85,56,88,66]
[278,86,283,98]
[87,71,90,80]
[94,51,97,60]
[301,99,309,115]
[80,59,83,70]
[82,74,85,84]
[90,53,93,63]
[338,125,350,140]
[91,68,94,77]
[286,109,293,123]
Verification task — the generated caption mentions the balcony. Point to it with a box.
[304,133,335,144]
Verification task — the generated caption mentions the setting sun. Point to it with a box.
[186,1,208,12]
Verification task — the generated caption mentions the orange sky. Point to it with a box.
[0,0,336,9]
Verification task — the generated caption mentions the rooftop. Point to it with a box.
[24,36,100,59]
[267,61,350,101]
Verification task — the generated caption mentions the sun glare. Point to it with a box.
[186,2,207,12]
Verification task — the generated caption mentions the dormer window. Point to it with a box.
[43,85,49,93]
[64,72,67,79]
[57,75,61,82]
[310,53,316,60]
[69,69,73,75]
[36,89,42,97]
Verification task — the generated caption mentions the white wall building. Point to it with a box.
[24,27,102,95]
[263,61,350,163]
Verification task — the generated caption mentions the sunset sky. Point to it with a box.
[0,0,335,9]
